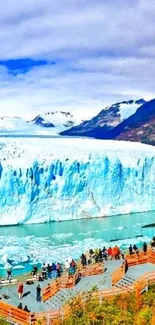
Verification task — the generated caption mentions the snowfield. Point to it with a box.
[0,138,155,225]
[1,138,155,167]
[118,102,141,121]
[0,117,58,136]
[0,111,84,136]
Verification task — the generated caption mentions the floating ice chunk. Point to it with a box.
[0,246,29,264]
[13,265,25,270]
[117,226,126,231]
[1,254,8,264]
[52,233,73,240]
[3,262,12,270]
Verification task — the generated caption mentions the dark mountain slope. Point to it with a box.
[60,99,146,138]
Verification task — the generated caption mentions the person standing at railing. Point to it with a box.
[18,282,24,300]
[113,246,120,260]
[107,247,112,259]
[36,284,41,302]
[42,263,47,280]
[24,305,30,312]
[47,264,52,279]
[98,249,103,262]
[81,253,87,266]
[56,262,62,277]
[102,248,108,261]
[17,303,23,309]
[151,236,155,247]
[69,259,77,274]
[32,264,38,277]
[65,260,70,275]
[112,246,118,260]
[143,242,147,254]
[85,252,91,265]
[7,268,12,283]
[133,244,138,253]
[51,262,57,279]
[129,244,133,255]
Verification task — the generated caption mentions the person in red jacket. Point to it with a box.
[18,283,24,300]
[108,247,112,259]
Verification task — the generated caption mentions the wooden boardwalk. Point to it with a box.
[0,260,121,312]
[0,250,155,324]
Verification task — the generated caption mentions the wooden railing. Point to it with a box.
[42,278,61,302]
[30,310,62,325]
[1,271,155,325]
[1,249,154,288]
[133,271,155,294]
[0,300,30,325]
[42,269,80,302]
[126,251,149,266]
[125,249,155,267]
[31,305,72,325]
[79,262,104,277]
[1,252,155,325]
[111,261,125,286]
[148,250,155,264]
[42,263,104,302]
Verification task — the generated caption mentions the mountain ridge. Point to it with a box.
[60,98,147,137]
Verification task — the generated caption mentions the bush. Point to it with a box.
[62,289,155,325]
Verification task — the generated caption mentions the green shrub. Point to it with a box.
[62,289,155,325]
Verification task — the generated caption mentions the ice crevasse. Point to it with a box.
[0,138,155,225]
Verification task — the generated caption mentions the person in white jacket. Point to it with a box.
[65,260,70,275]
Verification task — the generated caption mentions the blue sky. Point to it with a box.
[0,0,154,119]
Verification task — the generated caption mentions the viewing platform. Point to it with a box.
[0,250,155,324]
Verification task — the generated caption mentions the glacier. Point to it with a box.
[0,138,155,225]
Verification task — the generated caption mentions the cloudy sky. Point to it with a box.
[0,0,154,119]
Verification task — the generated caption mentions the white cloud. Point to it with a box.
[0,0,154,119]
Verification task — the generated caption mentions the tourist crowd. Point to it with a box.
[6,236,155,312]
[31,259,77,281]
[32,262,62,279]
[80,246,124,266]
[80,241,149,266]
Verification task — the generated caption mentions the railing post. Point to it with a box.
[9,309,11,323]
[29,313,32,325]
[146,277,149,292]
[47,312,50,325]
[99,291,102,305]
[61,307,64,323]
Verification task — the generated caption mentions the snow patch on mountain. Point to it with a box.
[106,99,147,122]
[118,102,141,121]
[32,111,84,132]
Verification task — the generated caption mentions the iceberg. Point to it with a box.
[0,138,155,225]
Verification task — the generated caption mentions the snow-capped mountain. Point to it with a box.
[113,98,155,145]
[60,98,155,146]
[0,111,84,136]
[60,99,147,137]
[0,117,57,136]
[32,111,84,132]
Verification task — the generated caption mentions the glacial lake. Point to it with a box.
[0,211,155,277]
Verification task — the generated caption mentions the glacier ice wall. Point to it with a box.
[0,138,155,225]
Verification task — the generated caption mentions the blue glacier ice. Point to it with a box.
[0,138,155,225]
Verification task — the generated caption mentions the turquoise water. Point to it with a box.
[0,211,155,277]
